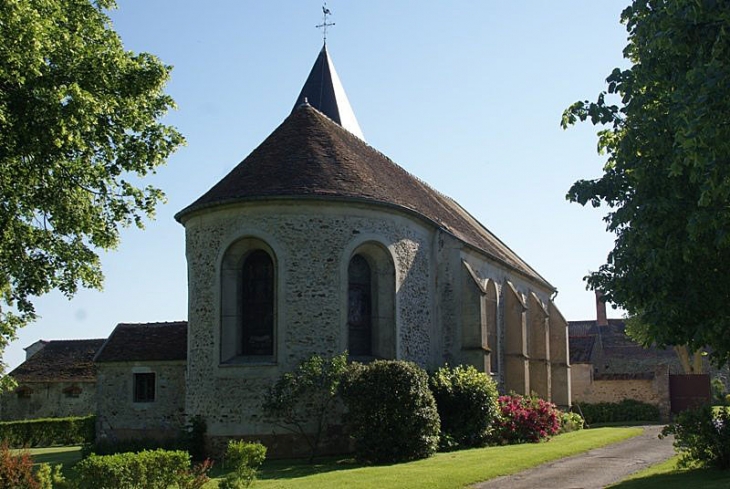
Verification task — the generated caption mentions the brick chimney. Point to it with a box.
[595,291,608,327]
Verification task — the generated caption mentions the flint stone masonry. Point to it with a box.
[184,202,434,438]
[96,362,186,441]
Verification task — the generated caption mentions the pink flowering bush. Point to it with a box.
[491,394,561,444]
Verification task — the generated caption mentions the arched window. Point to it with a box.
[241,250,274,356]
[348,254,372,356]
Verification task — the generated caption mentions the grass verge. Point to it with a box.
[26,428,642,489]
[245,427,641,489]
[610,456,730,488]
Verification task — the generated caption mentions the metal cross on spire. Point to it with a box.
[316,3,335,44]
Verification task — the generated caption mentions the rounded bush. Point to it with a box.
[491,394,561,444]
[340,360,440,463]
[559,411,585,433]
[429,364,499,449]
[662,405,730,470]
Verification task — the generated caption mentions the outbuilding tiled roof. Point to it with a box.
[9,339,105,382]
[569,336,595,364]
[94,322,187,363]
[176,105,552,289]
[568,318,689,374]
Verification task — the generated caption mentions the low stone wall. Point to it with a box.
[571,364,670,420]
[0,381,96,421]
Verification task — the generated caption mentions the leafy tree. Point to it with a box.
[562,0,730,366]
[263,353,348,462]
[0,0,184,363]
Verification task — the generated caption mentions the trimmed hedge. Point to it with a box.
[575,399,660,425]
[0,415,95,448]
[75,449,196,489]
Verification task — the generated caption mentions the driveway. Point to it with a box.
[472,425,675,489]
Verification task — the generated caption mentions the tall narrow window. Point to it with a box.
[241,250,274,356]
[348,254,372,356]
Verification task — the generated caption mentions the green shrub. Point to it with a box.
[74,449,195,489]
[491,394,561,444]
[34,463,66,489]
[183,415,208,462]
[263,352,347,461]
[576,399,660,425]
[0,442,39,488]
[662,405,730,470]
[340,360,440,463]
[559,411,585,433]
[0,415,95,448]
[711,377,727,405]
[429,364,499,450]
[219,440,267,489]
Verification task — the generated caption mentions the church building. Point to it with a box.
[1,42,571,457]
[174,43,571,455]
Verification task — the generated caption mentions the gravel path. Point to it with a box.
[471,425,675,489]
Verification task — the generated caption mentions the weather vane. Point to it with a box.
[316,3,335,44]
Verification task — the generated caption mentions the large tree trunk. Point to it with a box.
[673,345,704,374]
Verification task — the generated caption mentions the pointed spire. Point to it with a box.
[292,45,365,141]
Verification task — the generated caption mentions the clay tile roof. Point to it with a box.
[569,336,595,364]
[176,105,552,289]
[9,339,105,382]
[94,321,187,363]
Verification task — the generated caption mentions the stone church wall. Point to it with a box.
[183,201,436,450]
[0,381,95,421]
[96,362,186,441]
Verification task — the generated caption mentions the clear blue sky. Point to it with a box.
[4,1,631,369]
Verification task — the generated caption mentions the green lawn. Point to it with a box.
[609,456,730,489]
[26,428,642,489]
[239,427,641,489]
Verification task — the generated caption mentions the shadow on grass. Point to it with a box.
[258,456,366,481]
[28,447,83,467]
[611,468,730,489]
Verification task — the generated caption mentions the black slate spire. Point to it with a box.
[292,45,365,140]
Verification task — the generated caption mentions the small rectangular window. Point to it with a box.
[133,373,155,403]
[63,385,82,398]
[16,386,32,399]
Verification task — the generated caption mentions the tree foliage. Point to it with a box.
[562,0,730,365]
[0,0,184,355]
[263,353,348,462]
